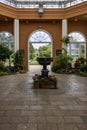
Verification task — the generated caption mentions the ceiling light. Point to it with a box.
[38,3,43,17]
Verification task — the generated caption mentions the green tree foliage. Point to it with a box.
[13,50,24,71]
[30,43,35,60]
[0,45,12,62]
[38,43,51,57]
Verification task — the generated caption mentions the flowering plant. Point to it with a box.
[33,74,57,83]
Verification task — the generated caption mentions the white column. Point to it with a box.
[14,19,19,52]
[62,19,67,49]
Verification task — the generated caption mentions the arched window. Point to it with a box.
[67,32,86,61]
[29,30,52,43]
[0,31,14,51]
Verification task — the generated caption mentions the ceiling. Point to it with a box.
[0,0,87,22]
[1,0,87,8]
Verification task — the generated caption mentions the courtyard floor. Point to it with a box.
[0,65,87,130]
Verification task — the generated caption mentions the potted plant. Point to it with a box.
[33,74,41,88]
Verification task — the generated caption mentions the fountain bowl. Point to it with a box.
[37,57,53,66]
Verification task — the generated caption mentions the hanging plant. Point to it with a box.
[61,35,71,44]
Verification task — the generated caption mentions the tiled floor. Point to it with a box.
[0,66,87,130]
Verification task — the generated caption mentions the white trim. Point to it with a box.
[62,19,67,49]
[14,19,19,52]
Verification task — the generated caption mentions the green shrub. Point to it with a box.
[53,49,73,73]
[79,64,87,72]
[13,50,25,71]
[78,71,87,77]
[0,71,8,76]
[0,62,9,72]
[51,65,58,72]
[74,56,86,69]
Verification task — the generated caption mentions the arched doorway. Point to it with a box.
[67,32,86,61]
[28,29,53,71]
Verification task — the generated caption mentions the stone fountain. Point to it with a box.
[37,57,53,77]
[33,57,57,89]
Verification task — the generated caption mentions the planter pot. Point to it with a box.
[48,83,57,89]
[33,82,57,89]
[33,82,40,89]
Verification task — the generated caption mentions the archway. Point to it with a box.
[67,32,86,61]
[28,29,53,71]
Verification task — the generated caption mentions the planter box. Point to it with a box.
[33,74,57,89]
[33,82,40,89]
[33,82,57,89]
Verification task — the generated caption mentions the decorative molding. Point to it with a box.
[0,2,87,20]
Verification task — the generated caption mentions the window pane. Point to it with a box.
[67,32,86,61]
